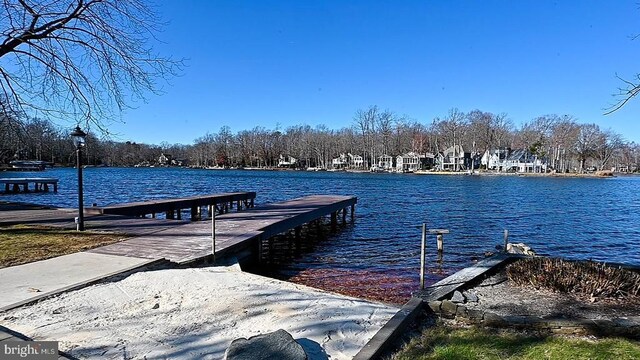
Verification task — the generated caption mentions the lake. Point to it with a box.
[3,168,640,303]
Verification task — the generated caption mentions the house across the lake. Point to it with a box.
[377,155,394,171]
[396,152,421,173]
[278,155,297,168]
[437,145,465,171]
[481,148,547,173]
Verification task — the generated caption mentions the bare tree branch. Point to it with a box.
[0,0,182,132]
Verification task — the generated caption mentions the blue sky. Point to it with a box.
[111,0,640,144]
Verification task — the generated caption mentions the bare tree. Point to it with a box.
[0,0,181,132]
[574,123,602,173]
[594,129,624,170]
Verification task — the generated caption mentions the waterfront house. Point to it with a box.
[437,145,465,171]
[396,152,421,172]
[377,155,394,171]
[158,153,171,166]
[348,153,365,169]
[504,149,546,173]
[331,153,348,169]
[278,155,297,167]
[481,148,509,171]
[420,153,436,170]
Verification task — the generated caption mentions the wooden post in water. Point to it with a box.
[437,234,444,253]
[503,229,509,252]
[350,204,355,220]
[420,223,427,290]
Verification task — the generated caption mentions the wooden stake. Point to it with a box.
[420,223,426,290]
[503,229,509,252]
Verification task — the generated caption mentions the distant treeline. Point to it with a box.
[1,106,638,172]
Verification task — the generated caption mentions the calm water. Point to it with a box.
[3,168,640,301]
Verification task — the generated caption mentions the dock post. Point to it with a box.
[437,234,444,253]
[211,210,216,264]
[350,204,355,220]
[166,210,174,220]
[503,229,509,252]
[420,223,427,290]
[176,209,182,220]
[190,206,198,221]
[342,208,347,223]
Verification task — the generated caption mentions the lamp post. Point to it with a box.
[71,126,87,231]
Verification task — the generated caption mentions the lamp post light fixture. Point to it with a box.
[71,126,87,231]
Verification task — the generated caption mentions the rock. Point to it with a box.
[456,305,468,317]
[463,291,478,303]
[506,243,536,256]
[451,290,465,303]
[152,303,159,309]
[427,301,442,314]
[440,300,458,319]
[224,329,307,360]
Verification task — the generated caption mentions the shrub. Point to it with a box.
[506,258,640,299]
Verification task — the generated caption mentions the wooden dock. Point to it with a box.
[91,192,256,220]
[0,178,58,193]
[89,195,357,265]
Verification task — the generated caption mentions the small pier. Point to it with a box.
[0,178,58,193]
[91,192,256,220]
[90,195,357,265]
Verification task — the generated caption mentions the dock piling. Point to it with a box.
[211,210,216,264]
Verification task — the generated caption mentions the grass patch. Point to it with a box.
[0,225,128,268]
[392,325,640,360]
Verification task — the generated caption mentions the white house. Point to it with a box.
[158,153,171,166]
[437,145,465,171]
[349,153,364,168]
[377,155,394,171]
[481,148,509,170]
[332,153,348,169]
[396,152,421,172]
[278,155,297,167]
[503,149,546,173]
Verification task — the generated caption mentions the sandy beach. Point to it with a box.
[0,265,398,359]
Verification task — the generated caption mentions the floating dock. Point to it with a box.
[0,178,58,193]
